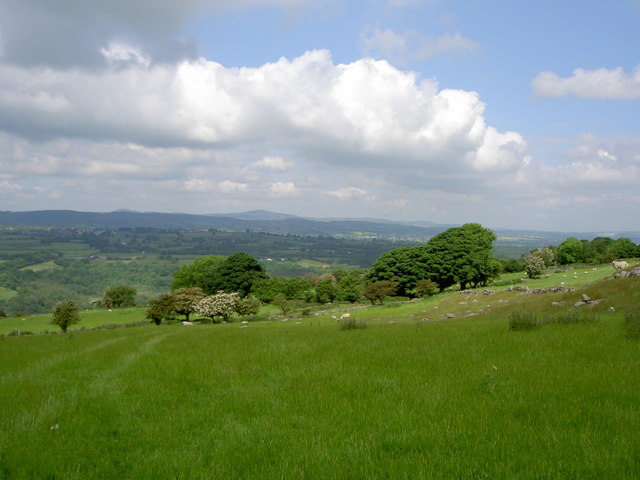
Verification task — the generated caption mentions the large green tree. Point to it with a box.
[102,285,137,308]
[368,246,432,297]
[171,255,225,290]
[368,223,498,295]
[203,252,267,297]
[556,237,584,265]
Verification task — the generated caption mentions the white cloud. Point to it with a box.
[532,65,640,99]
[269,181,299,197]
[219,180,249,193]
[326,187,368,199]
[101,41,151,67]
[184,178,216,192]
[252,156,294,171]
[361,26,480,63]
[0,50,526,177]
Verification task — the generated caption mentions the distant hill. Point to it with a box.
[1,209,638,246]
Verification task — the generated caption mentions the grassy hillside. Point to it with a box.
[1,269,639,478]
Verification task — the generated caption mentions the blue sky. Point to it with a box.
[0,0,638,231]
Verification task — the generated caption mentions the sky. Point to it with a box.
[0,0,639,232]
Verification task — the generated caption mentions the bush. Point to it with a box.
[338,317,367,330]
[624,310,640,339]
[509,312,539,331]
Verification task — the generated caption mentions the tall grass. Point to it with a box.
[1,305,639,478]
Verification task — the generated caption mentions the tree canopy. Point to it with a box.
[368,223,498,295]
[203,252,268,297]
[50,300,81,332]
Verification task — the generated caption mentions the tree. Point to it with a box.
[363,280,396,305]
[556,237,584,265]
[426,223,498,291]
[315,275,338,303]
[102,285,137,308]
[195,291,240,322]
[203,252,267,297]
[368,246,432,297]
[523,253,546,279]
[337,271,363,303]
[171,255,225,290]
[413,279,439,297]
[172,287,206,321]
[235,296,261,317]
[609,238,638,259]
[272,293,292,314]
[50,300,81,332]
[146,293,176,325]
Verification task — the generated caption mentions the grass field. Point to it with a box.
[1,268,639,478]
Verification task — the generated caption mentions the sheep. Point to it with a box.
[613,261,629,270]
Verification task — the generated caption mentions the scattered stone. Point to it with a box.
[444,313,455,319]
[482,289,495,295]
[507,285,529,292]
[574,300,587,307]
[551,301,563,307]
[589,299,603,308]
[459,301,468,305]
[388,320,396,324]
[581,294,591,302]
[531,286,575,294]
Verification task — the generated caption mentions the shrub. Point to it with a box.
[624,309,640,339]
[338,317,367,330]
[509,312,539,331]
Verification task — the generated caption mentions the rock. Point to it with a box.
[551,301,563,307]
[581,294,592,302]
[482,289,495,295]
[589,299,603,308]
[444,313,455,319]
[574,300,587,307]
[506,285,529,292]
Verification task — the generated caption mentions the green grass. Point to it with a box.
[0,307,149,335]
[1,274,640,478]
[19,260,64,272]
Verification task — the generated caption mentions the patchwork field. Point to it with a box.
[1,269,639,478]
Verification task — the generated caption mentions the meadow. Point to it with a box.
[1,266,639,478]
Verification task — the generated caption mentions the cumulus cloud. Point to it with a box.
[361,26,481,63]
[532,65,640,99]
[269,181,299,197]
[0,50,526,177]
[253,156,294,171]
[326,187,368,199]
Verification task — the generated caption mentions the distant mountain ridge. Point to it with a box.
[0,209,638,245]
